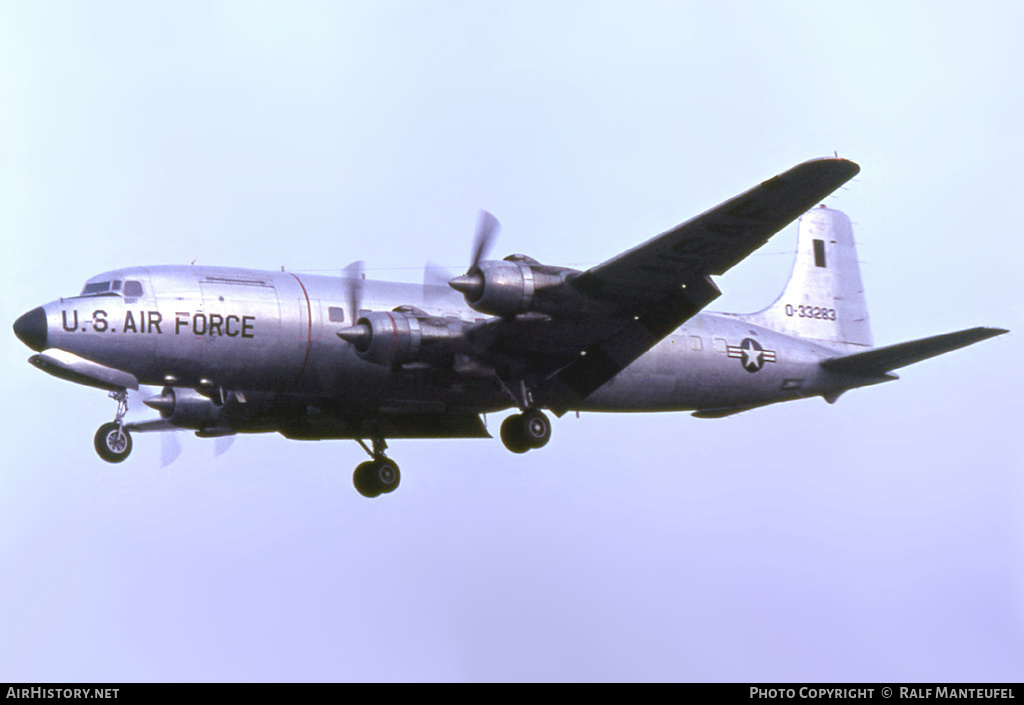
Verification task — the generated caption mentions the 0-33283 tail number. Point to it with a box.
[784,304,837,321]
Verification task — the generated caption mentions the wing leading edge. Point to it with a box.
[572,158,861,305]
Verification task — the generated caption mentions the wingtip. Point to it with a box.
[823,155,861,175]
[782,157,860,186]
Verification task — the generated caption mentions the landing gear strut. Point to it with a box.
[500,409,552,454]
[352,436,400,498]
[94,390,132,463]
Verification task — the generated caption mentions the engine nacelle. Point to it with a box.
[449,255,585,318]
[338,308,469,367]
[460,258,536,317]
[144,386,220,429]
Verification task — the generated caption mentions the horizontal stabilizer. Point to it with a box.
[820,327,1008,377]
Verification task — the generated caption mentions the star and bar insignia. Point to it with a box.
[727,338,777,373]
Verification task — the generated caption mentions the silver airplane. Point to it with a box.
[12,158,1007,497]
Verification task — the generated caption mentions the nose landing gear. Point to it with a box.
[94,390,132,463]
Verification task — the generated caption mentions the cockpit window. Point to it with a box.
[82,281,112,295]
[80,279,143,297]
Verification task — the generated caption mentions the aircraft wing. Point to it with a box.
[572,158,860,305]
[531,158,860,408]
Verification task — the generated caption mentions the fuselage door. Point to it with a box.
[196,276,283,385]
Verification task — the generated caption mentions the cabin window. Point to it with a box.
[689,336,703,351]
[124,280,144,297]
[328,306,345,323]
[714,338,727,353]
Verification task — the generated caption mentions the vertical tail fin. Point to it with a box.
[739,206,872,350]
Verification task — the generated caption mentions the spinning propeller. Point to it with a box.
[423,260,455,307]
[128,386,235,467]
[342,260,365,325]
[448,210,500,299]
[335,260,369,347]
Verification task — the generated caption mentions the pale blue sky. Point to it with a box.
[2,1,1022,681]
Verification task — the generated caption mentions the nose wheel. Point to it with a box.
[352,436,400,498]
[94,390,132,463]
[95,422,132,463]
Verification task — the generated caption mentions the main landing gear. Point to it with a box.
[500,409,552,454]
[495,376,552,455]
[352,436,400,498]
[94,390,133,463]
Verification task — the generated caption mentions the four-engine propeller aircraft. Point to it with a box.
[13,158,1007,497]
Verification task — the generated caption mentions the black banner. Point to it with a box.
[1,683,1022,693]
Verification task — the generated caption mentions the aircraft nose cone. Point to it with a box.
[13,307,47,352]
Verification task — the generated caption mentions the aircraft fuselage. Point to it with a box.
[23,264,850,416]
